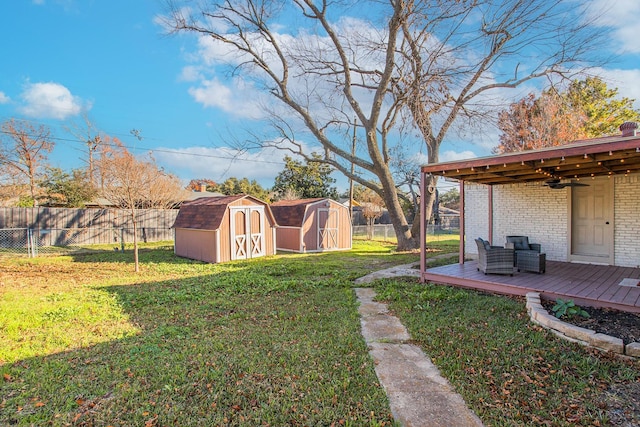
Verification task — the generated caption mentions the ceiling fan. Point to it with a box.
[544,178,589,189]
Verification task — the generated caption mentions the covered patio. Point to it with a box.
[419,123,640,313]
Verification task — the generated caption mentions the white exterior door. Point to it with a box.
[570,177,613,264]
[230,207,265,260]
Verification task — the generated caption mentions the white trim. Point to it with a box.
[272,227,277,255]
[214,229,220,263]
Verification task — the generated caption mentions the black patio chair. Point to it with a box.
[475,238,514,275]
[505,235,542,265]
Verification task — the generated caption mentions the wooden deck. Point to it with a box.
[422,261,640,314]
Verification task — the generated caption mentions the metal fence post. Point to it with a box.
[27,228,34,258]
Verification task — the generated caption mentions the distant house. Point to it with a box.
[183,190,225,202]
[270,198,352,253]
[173,195,277,263]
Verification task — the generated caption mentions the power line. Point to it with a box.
[0,129,286,166]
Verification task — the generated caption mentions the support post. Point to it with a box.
[488,185,493,245]
[420,171,426,282]
[459,180,465,265]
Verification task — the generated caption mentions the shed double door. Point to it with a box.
[230,206,265,260]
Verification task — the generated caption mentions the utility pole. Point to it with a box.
[348,117,356,223]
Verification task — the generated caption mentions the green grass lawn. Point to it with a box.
[0,239,419,426]
[375,275,640,426]
[1,238,637,426]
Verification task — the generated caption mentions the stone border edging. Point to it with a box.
[525,292,640,358]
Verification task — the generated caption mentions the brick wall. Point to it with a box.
[464,175,640,267]
[463,183,489,253]
[492,182,568,261]
[465,182,567,260]
[614,175,640,267]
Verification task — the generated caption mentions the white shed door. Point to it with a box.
[231,207,265,260]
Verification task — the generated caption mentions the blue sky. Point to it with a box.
[1,0,639,193]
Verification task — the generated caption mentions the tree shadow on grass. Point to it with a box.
[0,269,397,426]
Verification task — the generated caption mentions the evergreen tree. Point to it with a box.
[272,154,338,200]
[212,177,271,201]
[40,167,96,207]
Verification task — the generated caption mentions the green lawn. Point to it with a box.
[375,274,640,426]
[1,238,637,426]
[0,240,419,426]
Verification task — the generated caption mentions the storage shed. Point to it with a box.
[173,195,277,263]
[270,198,352,253]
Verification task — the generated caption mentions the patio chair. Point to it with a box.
[505,235,542,265]
[475,238,515,276]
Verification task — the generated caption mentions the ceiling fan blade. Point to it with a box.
[567,182,589,187]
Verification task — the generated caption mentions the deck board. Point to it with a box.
[422,260,640,313]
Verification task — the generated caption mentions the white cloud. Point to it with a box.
[18,82,84,120]
[179,65,202,82]
[412,150,478,166]
[439,150,478,163]
[188,78,232,108]
[187,77,267,119]
[586,0,640,54]
[594,68,640,109]
[0,92,9,104]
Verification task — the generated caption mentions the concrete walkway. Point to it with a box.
[355,260,484,426]
[354,262,421,284]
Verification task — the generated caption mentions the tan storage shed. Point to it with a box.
[270,198,352,253]
[173,195,277,263]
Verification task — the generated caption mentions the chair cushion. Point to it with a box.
[483,239,491,249]
[508,236,530,250]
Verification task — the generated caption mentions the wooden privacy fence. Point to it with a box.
[0,207,178,230]
[0,207,178,256]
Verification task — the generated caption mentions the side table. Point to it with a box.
[517,251,546,274]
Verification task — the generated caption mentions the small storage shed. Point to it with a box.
[270,198,352,253]
[173,195,277,263]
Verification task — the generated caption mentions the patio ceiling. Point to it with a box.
[421,133,640,185]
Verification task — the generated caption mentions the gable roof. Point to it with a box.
[173,194,268,230]
[270,198,327,227]
[421,132,640,186]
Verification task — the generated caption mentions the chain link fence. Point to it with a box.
[352,224,459,242]
[1,223,458,257]
[0,227,174,258]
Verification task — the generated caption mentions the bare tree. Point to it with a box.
[163,0,608,250]
[97,146,188,272]
[0,119,54,206]
[360,193,385,240]
[65,111,104,187]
